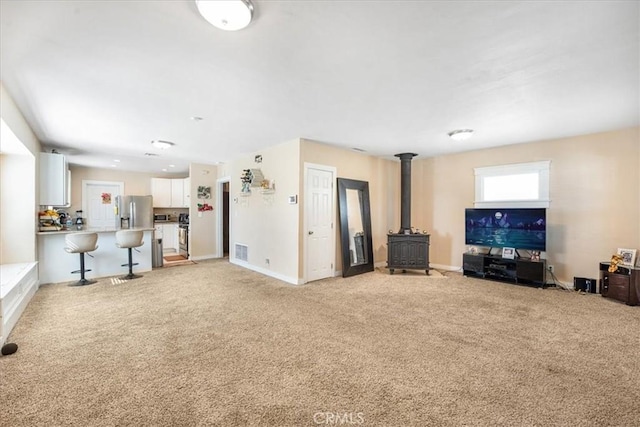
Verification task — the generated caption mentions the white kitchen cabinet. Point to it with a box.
[151,178,171,207]
[183,177,191,208]
[171,179,184,208]
[161,223,178,253]
[39,152,69,206]
[151,177,189,208]
[154,225,163,239]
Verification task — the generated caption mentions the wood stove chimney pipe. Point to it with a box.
[395,152,418,234]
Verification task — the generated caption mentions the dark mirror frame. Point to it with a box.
[337,178,374,277]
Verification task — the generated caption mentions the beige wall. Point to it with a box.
[0,83,40,264]
[67,165,165,214]
[300,139,400,274]
[415,127,640,284]
[221,139,301,283]
[189,163,218,259]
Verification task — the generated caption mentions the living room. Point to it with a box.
[1,1,639,424]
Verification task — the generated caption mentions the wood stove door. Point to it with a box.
[338,178,374,277]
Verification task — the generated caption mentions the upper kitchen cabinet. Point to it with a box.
[151,177,190,208]
[171,179,184,208]
[183,177,191,208]
[151,178,172,207]
[39,152,69,206]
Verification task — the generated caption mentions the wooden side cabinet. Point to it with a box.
[600,263,639,306]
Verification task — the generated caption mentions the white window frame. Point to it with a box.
[474,161,550,208]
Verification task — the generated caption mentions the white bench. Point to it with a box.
[1,262,38,345]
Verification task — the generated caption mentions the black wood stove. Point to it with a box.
[387,153,430,275]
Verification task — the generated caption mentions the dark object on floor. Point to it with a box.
[1,342,18,356]
[574,277,597,293]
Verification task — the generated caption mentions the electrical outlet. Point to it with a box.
[548,265,554,273]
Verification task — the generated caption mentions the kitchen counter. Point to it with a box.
[37,229,154,284]
[37,227,154,235]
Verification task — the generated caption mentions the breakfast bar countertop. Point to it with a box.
[37,228,155,285]
[36,227,155,236]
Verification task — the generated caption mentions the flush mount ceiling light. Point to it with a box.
[195,0,254,31]
[448,129,474,141]
[151,140,175,150]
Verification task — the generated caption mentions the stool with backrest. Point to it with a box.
[64,232,99,286]
[116,230,144,280]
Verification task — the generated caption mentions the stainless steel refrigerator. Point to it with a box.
[115,195,153,229]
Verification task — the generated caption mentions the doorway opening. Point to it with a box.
[217,177,231,258]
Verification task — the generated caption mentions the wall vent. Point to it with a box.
[235,243,248,261]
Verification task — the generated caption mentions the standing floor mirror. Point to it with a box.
[337,178,374,277]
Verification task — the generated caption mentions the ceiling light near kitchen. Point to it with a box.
[151,140,175,150]
[195,0,254,31]
[448,129,474,141]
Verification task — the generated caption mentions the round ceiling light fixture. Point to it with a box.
[151,140,175,150]
[448,129,474,141]
[195,0,254,31]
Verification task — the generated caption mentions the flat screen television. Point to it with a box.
[465,208,546,251]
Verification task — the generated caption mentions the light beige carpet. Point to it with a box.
[1,259,639,426]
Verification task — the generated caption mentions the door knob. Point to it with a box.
[308,231,314,235]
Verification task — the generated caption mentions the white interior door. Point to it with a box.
[305,165,335,282]
[82,180,124,229]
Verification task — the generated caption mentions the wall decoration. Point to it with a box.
[255,155,262,163]
[197,203,214,212]
[101,193,111,204]
[617,248,637,267]
[197,186,211,199]
[241,169,252,193]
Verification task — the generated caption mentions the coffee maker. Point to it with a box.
[75,210,84,230]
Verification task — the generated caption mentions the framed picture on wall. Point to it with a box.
[197,186,211,199]
[617,248,637,267]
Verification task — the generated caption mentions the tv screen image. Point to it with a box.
[465,208,546,251]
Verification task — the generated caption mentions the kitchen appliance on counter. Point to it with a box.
[115,195,153,229]
[154,214,171,222]
[178,213,189,224]
[75,210,85,230]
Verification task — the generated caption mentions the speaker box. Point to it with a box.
[574,277,597,293]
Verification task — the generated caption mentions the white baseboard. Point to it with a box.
[229,258,301,285]
[430,263,462,272]
[190,254,218,261]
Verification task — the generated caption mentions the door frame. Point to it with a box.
[216,176,231,258]
[303,163,337,284]
[81,180,124,228]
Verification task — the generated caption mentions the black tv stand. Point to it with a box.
[462,252,547,287]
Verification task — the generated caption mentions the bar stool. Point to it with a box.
[64,232,99,286]
[116,230,144,280]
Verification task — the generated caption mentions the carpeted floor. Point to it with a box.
[1,259,639,426]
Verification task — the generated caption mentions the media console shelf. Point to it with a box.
[462,252,547,287]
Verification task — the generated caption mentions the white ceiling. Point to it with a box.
[1,1,638,174]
